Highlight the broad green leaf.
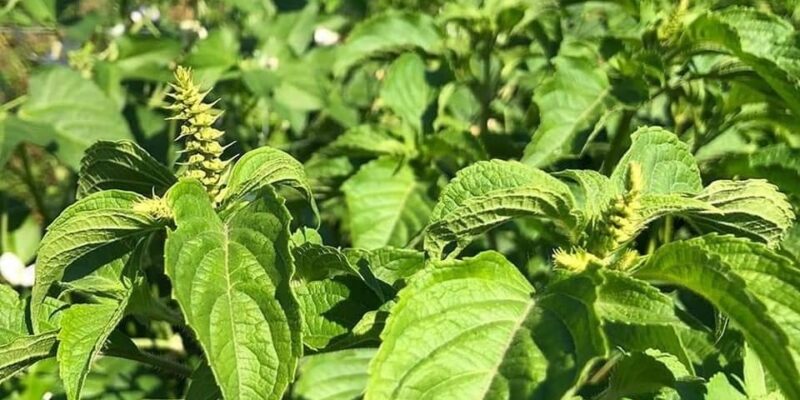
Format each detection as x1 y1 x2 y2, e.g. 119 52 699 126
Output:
706 373 747 400
687 180 795 245
58 302 129 400
366 251 607 399
165 181 302 399
712 144 800 197
32 190 162 332
595 271 693 372
294 277 381 350
0 332 58 383
610 127 702 195
323 125 408 158
57 244 141 400
224 146 317 215
334 12 441 75
744 343 768 398
635 236 800 399
602 350 691 400
77 140 176 198
425 160 577 259
16 67 133 168
342 158 432 250
380 53 432 132
292 243 382 350
186 362 222 400
0 285 27 345
685 8 800 116
344 247 425 290
522 53 611 167
293 348 376 400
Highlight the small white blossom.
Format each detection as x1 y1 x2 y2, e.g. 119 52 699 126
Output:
313 27 340 46
0 253 35 287
109 23 125 38
130 10 143 23
143 6 160 22
197 26 208 40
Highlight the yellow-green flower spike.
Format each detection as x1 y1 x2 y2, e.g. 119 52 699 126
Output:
133 196 173 221
553 248 603 272
167 66 230 200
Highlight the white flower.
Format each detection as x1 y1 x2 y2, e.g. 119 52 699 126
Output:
313 26 340 46
143 6 160 22
130 10 143 23
197 26 208 40
42 392 53 400
109 23 125 38
0 252 35 287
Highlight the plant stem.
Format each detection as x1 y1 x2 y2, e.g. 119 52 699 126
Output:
0 94 27 112
600 109 634 175
17 146 49 223
103 346 192 378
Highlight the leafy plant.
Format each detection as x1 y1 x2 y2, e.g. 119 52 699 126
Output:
2 0 800 399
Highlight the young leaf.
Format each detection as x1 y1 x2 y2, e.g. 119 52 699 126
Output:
224 146 317 214
522 53 611 167
635 236 800 399
425 160 577 259
77 140 176 198
165 181 302 399
381 53 432 132
333 12 441 75
342 158 432 250
610 127 702 195
686 8 800 116
293 348 376 400
32 190 163 332
686 180 795 245
16 67 133 168
366 251 606 399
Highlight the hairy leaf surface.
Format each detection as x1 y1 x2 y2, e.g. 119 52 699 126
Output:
78 140 176 198
165 181 302 399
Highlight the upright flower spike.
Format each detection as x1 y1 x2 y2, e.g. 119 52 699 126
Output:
166 66 229 200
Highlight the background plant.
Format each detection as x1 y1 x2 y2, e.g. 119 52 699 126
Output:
2 0 800 399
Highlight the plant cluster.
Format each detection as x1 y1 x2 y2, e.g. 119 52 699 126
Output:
2 0 800 399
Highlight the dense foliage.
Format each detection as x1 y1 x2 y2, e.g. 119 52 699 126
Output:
2 0 800 399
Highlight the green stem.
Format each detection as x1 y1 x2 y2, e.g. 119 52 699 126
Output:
0 94 27 112
18 146 49 223
103 347 192 378
600 109 634 175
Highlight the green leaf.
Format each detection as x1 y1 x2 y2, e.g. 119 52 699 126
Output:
342 158 432 250
610 127 702 195
555 170 614 225
344 247 424 290
32 190 162 332
425 160 577 259
323 125 408 158
334 12 441 76
366 251 606 399
165 181 302 399
186 362 222 400
293 348 376 400
58 302 128 400
686 180 795 246
77 140 177 198
635 235 800 399
57 244 141 400
522 53 611 167
0 285 27 345
706 373 747 400
380 53 432 132
0 332 58 383
224 146 317 216
685 8 800 116
292 243 383 350
712 144 800 197
603 350 690 399
16 67 133 168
